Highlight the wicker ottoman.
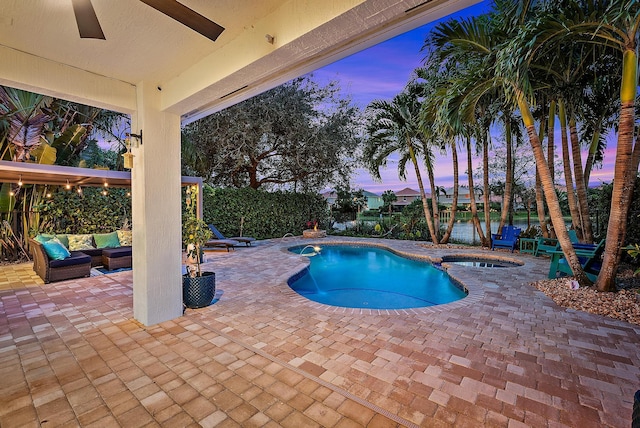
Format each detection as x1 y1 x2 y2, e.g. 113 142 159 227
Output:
101 247 132 270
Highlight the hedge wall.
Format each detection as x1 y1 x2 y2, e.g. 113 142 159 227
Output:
202 186 329 239
36 185 328 240
38 187 131 234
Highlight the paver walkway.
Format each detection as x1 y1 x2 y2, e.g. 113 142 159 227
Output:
1 237 639 427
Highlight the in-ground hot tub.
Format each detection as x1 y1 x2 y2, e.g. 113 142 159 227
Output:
440 255 522 268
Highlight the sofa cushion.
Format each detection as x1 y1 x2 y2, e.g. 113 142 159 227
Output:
80 248 103 257
35 233 70 248
49 251 91 268
94 231 120 249
116 230 132 246
34 234 51 244
102 246 132 259
68 234 95 251
42 238 71 260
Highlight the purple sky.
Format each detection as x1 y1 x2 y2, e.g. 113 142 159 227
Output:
312 1 616 195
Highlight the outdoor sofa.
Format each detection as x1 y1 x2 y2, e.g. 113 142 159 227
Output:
29 230 133 283
30 238 92 283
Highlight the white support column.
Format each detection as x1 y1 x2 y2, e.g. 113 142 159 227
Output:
131 81 183 325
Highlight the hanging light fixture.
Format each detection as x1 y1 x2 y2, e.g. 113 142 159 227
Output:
45 185 51 198
17 175 23 187
77 186 82 194
65 180 71 190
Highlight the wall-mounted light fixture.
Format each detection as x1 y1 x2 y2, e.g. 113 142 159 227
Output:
126 130 143 147
265 34 274 44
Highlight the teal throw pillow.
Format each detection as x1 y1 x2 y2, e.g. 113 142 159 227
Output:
94 232 121 249
34 234 51 244
35 233 69 248
42 238 71 260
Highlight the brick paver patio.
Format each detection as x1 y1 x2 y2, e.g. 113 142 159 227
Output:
1 237 639 427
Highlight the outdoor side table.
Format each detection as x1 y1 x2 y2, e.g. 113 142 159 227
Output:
519 238 537 255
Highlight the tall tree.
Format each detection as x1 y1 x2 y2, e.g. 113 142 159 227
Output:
182 76 361 191
363 89 439 243
524 0 640 290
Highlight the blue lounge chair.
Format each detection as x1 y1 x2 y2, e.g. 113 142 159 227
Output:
491 226 521 252
208 224 256 247
547 239 605 282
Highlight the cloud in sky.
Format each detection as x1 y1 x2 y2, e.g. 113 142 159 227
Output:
313 0 616 195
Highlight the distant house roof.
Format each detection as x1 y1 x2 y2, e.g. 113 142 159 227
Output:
395 187 420 196
362 190 380 197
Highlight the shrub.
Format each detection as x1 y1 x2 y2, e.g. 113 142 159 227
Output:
202 186 329 239
37 187 131 234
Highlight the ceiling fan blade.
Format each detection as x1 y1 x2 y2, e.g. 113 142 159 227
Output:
139 0 225 42
71 0 105 39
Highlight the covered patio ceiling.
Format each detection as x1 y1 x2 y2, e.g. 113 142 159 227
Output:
0 0 480 122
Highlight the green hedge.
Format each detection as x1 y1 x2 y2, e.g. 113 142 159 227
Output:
36 185 329 240
38 187 131 234
202 186 329 239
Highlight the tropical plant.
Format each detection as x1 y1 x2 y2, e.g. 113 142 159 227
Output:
380 190 397 216
182 185 212 277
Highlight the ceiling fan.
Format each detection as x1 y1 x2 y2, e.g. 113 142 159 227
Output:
71 0 225 42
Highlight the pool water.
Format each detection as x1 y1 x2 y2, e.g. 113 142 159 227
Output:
449 261 507 268
440 256 521 268
288 245 466 309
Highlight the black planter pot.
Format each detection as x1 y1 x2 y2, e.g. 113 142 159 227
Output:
182 271 215 309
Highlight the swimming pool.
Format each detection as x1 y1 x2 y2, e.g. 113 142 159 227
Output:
287 245 466 309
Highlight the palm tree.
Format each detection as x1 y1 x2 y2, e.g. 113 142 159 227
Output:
363 90 439 243
426 12 523 247
0 87 51 162
424 0 590 283
416 64 463 244
523 0 640 290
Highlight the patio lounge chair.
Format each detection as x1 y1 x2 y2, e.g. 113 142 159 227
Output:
202 237 240 252
208 224 256 246
491 226 521 252
547 239 605 282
